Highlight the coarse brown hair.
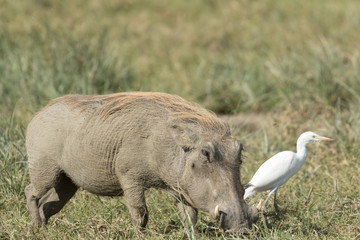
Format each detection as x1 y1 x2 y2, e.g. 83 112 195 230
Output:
46 92 230 134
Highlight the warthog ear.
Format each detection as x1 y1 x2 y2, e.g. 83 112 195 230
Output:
168 123 199 151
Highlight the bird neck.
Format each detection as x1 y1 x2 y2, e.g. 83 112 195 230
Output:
296 139 308 162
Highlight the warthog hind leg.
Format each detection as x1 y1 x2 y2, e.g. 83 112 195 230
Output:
38 174 78 224
25 184 42 226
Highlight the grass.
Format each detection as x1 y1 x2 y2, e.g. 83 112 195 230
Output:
0 0 359 239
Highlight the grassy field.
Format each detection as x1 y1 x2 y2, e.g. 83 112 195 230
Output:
0 0 359 239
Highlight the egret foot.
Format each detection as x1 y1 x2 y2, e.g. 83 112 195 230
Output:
273 189 280 212
273 202 280 213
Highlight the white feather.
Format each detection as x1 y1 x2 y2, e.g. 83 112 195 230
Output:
244 131 333 211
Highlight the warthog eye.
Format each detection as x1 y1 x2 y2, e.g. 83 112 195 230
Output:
201 149 210 161
182 146 191 152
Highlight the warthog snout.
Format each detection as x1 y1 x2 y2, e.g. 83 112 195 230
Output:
214 204 259 233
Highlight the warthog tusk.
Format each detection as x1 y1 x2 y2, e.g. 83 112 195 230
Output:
215 205 220 218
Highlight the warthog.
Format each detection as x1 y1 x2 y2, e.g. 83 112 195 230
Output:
25 92 258 233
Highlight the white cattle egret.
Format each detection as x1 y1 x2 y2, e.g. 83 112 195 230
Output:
244 131 333 212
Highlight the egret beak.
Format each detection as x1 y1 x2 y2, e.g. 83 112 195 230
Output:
315 136 333 141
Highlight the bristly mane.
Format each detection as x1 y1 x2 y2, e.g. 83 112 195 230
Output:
47 92 230 134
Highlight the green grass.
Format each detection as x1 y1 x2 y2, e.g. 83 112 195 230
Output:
0 0 359 239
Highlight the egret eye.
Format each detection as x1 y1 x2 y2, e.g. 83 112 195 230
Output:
312 135 316 138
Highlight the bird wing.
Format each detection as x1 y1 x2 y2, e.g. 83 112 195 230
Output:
248 151 297 191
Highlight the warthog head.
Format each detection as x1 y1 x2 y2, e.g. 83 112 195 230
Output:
169 120 258 233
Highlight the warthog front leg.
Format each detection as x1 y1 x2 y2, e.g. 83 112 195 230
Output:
176 201 198 234
122 184 148 230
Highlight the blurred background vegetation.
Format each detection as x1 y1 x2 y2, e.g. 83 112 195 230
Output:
0 0 359 239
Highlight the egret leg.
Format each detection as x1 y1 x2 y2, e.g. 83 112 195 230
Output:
263 188 278 213
273 188 280 212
